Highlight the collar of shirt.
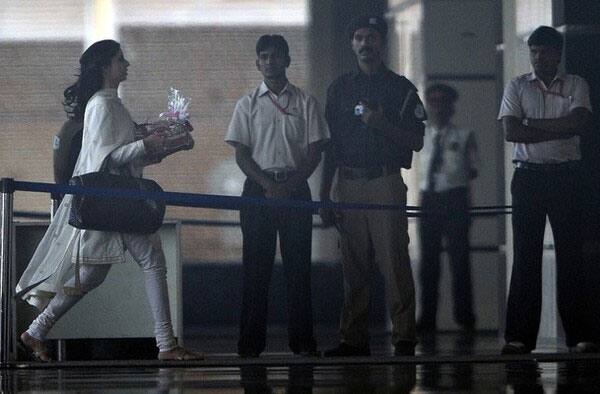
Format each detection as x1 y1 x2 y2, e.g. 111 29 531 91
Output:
92 89 120 104
351 64 390 82
258 81 291 97
526 70 566 87
96 88 119 98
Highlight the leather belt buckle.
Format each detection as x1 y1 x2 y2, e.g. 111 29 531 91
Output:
265 169 295 183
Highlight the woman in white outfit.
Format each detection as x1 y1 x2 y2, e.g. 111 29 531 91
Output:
16 40 201 361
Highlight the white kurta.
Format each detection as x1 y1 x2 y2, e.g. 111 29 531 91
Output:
16 89 147 309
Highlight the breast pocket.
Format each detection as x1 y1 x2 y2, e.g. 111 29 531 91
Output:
555 95 573 116
258 106 277 131
283 115 306 143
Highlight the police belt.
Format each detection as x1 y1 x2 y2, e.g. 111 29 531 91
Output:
513 160 581 172
339 163 402 180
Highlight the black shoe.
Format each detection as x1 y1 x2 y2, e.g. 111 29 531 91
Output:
394 340 416 356
501 341 531 355
569 342 599 353
324 343 370 357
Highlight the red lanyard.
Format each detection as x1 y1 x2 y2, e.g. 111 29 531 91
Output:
267 91 291 115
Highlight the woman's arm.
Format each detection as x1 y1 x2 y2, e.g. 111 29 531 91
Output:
109 132 167 167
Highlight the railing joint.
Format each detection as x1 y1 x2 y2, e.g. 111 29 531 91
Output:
0 178 15 194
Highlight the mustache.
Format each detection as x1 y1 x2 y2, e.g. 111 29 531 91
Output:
359 47 373 54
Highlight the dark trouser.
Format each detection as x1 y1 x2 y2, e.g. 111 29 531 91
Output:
418 187 475 329
238 178 316 355
506 167 595 349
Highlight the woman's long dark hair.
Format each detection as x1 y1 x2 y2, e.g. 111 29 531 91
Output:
63 40 121 122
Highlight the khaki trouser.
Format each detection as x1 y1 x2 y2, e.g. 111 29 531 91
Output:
335 171 416 347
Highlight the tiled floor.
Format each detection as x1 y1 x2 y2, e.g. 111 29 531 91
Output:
5 329 600 393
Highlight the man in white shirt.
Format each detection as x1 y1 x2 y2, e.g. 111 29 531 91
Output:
417 84 478 334
498 26 598 354
225 34 330 358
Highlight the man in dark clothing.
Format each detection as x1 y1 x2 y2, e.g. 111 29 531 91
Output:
320 15 426 357
498 26 598 354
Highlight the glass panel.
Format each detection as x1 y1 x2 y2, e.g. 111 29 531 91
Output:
515 0 552 37
0 0 309 263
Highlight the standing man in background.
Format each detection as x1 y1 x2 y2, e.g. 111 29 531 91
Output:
53 118 83 185
53 85 85 206
226 34 330 358
498 25 598 354
320 15 426 357
417 83 478 335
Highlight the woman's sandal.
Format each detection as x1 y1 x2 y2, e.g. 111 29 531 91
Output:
19 332 52 362
158 346 204 361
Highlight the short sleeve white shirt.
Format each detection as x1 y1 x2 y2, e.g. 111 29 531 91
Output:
497 72 592 163
419 123 478 192
225 81 330 171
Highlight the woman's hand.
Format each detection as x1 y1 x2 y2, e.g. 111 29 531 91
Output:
143 131 167 156
134 123 151 140
148 122 171 134
182 133 194 150
182 120 194 132
163 133 195 156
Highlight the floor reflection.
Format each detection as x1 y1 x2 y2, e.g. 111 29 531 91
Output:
5 361 600 393
5 332 600 393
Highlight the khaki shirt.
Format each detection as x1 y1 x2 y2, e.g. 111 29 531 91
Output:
225 81 330 171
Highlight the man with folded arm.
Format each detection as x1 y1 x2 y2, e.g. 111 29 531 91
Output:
498 25 598 355
225 34 330 358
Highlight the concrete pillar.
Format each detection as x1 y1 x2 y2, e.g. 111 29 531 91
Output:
84 0 117 47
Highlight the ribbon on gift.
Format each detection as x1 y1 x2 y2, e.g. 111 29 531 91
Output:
159 110 181 120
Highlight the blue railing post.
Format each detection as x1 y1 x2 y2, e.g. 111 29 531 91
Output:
0 178 15 364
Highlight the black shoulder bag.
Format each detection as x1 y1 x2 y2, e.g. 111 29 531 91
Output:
68 172 166 234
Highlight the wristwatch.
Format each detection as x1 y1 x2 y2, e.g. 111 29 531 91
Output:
522 118 529 127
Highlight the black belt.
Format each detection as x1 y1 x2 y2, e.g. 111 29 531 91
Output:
514 161 581 172
264 169 296 183
339 164 402 180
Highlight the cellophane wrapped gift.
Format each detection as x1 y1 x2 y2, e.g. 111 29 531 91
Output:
161 87 193 151
144 87 194 152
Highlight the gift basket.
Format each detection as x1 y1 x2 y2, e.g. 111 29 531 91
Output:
137 87 194 152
